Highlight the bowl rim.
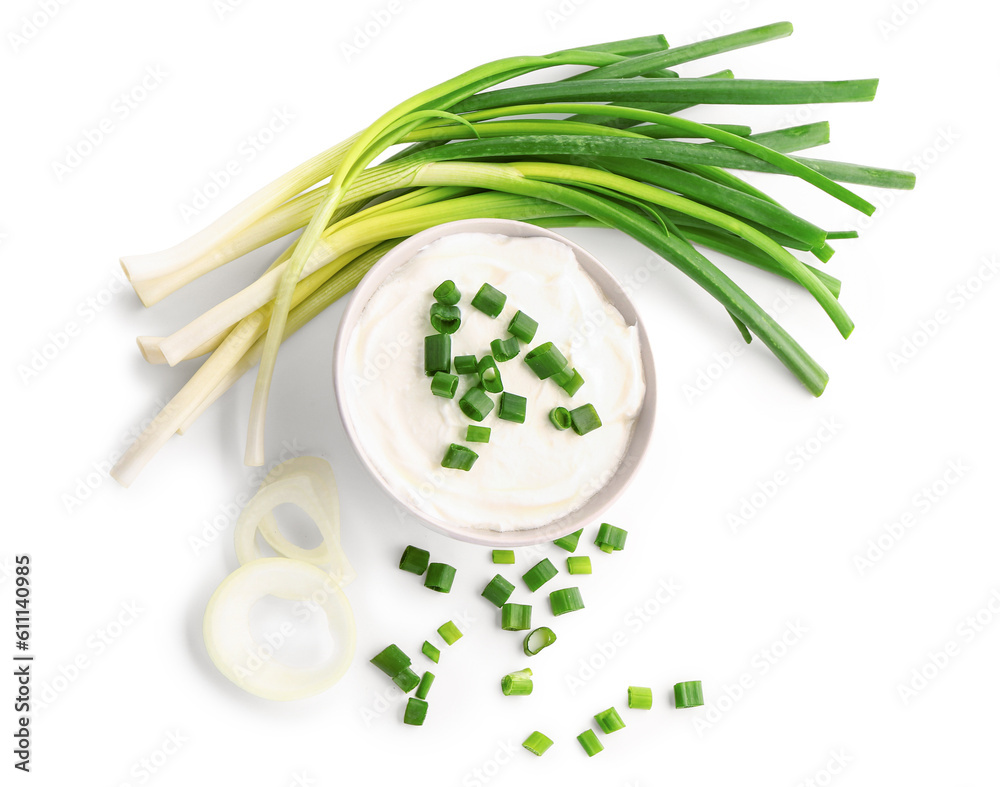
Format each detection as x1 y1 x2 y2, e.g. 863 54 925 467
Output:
332 218 657 547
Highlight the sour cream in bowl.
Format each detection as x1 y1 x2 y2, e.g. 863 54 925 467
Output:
333 219 655 547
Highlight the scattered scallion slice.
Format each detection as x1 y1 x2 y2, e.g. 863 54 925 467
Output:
430 302 461 334
433 279 461 306
437 620 463 645
550 587 585 616
550 365 575 387
466 425 491 443
523 626 557 656
404 697 428 726
492 550 515 564
454 354 478 375
441 443 478 471
501 603 532 631
425 563 457 593
595 523 627 553
458 387 494 421
481 574 515 607
398 545 429 575
559 369 585 396
553 529 583 552
594 707 626 733
477 356 503 393
392 666 420 693
370 644 411 677
508 311 538 343
549 406 571 430
524 341 569 379
501 668 533 696
628 686 653 710
416 671 435 700
430 371 458 398
424 334 450 376
674 680 704 708
569 403 602 435
567 555 592 574
522 558 558 591
577 729 604 757
522 731 553 756
471 283 507 317
421 641 440 664
498 392 526 423
490 336 520 362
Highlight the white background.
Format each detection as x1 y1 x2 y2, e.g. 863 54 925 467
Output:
3 0 998 784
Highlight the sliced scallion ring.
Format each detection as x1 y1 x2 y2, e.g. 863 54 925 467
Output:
433 279 461 306
523 626 557 656
524 341 568 379
490 336 520 362
549 406 571 430
429 302 461 334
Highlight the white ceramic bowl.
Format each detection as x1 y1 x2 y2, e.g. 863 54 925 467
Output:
333 219 656 547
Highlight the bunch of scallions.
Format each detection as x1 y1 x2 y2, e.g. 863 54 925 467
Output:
111 22 914 486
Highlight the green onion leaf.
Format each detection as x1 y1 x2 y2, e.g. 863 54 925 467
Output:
498 392 527 423
370 644 411 677
471 283 507 317
628 686 653 710
421 641 440 664
492 549 515 564
416 671 435 700
490 336 520 362
674 680 704 708
558 368 585 396
567 556 592 575
430 302 461 334
501 603 532 631
424 334 451 376
476 356 504 393
553 529 583 552
550 587 585 616
437 620 463 645
508 310 538 343
549 406 572 430
523 626 557 656
466 425 491 443
482 574 516 607
522 558 559 592
594 707 626 733
454 354 478 374
595 523 627 553
524 341 569 379
501 668 533 696
570 403 602 435
577 729 604 757
425 563 457 593
433 279 461 305
398 545 430 575
459 387 494 421
522 731 554 756
430 371 459 398
403 697 428 725
441 443 479 471
392 667 420 693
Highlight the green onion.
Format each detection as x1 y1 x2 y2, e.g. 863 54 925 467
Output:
508 310 538 343
557 369 585 396
398 545 430 575
454 354 478 374
595 523 627 553
553 529 583 552
577 729 604 757
498 392 527 423
481 574 516 607
466 425 491 443
523 626 557 656
570 403 602 435
501 603 532 631
522 558 558 591
416 671 435 700
430 371 459 398
522 731 554 756
524 341 569 379
471 283 507 317
437 620 463 645
459 386 494 421
421 641 440 664
567 556 592 574
490 336 520 362
441 443 478 471
392 667 420 693
628 686 653 710
371 644 411 677
476 356 503 393
425 563 457 593
549 406 571 430
424 334 450 376
550 587 585 616
430 303 461 334
492 549 515 564
594 707 626 733
403 697 428 726
674 680 704 708
433 279 461 305
501 668 533 695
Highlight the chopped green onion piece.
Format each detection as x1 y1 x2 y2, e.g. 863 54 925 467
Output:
370 644 411 677
476 356 503 393
454 354 478 375
674 680 704 708
492 549 515 564
549 406 571 430
556 368 585 396
392 667 420 693
481 574 515 607
425 563 457 593
570 403 602 435
595 523 627 553
490 336 520 362
424 334 450 376
403 697 428 726
441 443 478 471
628 686 653 710
522 558 558 592
550 587 585 616
398 545 430 575
577 729 604 757
594 707 626 733
550 365 575 386
498 392 527 423
433 279 460 305
508 311 538 343
437 620 463 645
466 425 491 443
524 342 569 379
416 671 436 700
522 731 553 756
421 641 440 664
429 302 461 334
567 556 592 575
501 603 532 631
471 283 507 317
501 668 533 696
430 371 459 399
523 626 557 656
458 387 494 421
553 529 583 552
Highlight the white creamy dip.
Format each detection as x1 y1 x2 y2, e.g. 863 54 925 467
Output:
343 232 645 531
